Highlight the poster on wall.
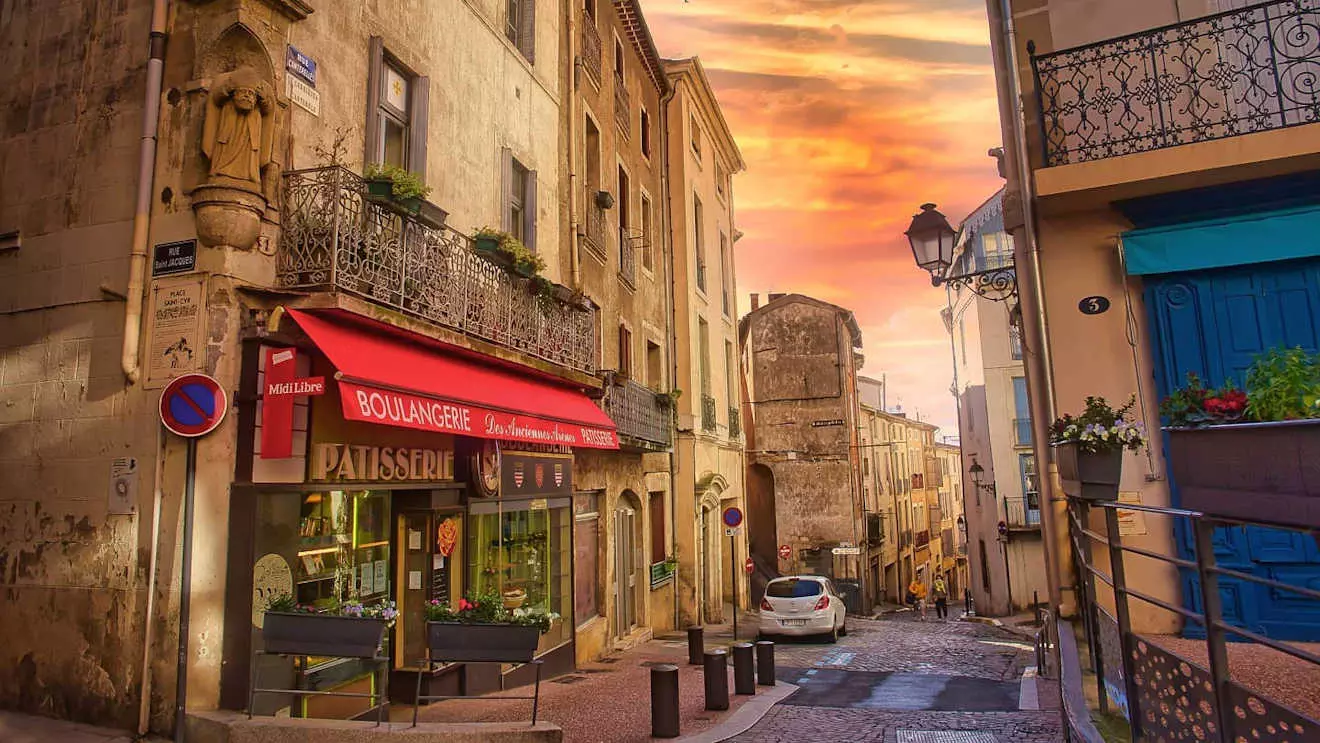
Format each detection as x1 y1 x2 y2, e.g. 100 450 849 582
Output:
145 276 205 389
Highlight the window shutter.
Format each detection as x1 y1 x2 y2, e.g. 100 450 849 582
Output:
524 169 538 252
518 0 537 63
409 76 429 179
500 147 514 232
365 37 385 164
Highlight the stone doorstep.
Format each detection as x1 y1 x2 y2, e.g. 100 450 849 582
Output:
186 709 563 743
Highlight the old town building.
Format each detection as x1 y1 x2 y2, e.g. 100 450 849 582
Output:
663 57 749 627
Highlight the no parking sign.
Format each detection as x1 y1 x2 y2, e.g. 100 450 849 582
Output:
159 373 227 438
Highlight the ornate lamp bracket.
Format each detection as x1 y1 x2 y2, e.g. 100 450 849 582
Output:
942 266 1017 303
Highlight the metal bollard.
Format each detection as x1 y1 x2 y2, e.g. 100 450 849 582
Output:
687 625 704 665
731 643 756 695
755 640 776 686
703 649 729 711
650 664 681 738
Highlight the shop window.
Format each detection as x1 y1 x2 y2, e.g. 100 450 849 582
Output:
574 493 602 626
649 491 665 564
366 39 428 176
469 498 573 655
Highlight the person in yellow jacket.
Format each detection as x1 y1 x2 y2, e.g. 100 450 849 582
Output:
906 578 928 621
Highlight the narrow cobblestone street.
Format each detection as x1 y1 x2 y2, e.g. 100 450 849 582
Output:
730 614 1063 743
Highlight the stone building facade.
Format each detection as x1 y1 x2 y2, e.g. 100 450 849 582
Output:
664 57 748 627
741 294 866 601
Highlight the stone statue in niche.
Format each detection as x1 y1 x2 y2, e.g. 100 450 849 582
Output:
201 68 274 190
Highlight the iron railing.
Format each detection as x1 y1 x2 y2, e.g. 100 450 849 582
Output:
700 394 717 432
1032 0 1320 166
614 78 630 138
1069 498 1320 742
580 16 602 84
728 406 741 439
602 379 671 449
1014 418 1034 447
584 203 606 257
278 167 596 374
1003 496 1042 528
915 530 930 548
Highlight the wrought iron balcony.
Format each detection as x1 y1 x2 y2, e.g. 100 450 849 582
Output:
602 378 671 449
1031 0 1320 167
1014 418 1034 447
1004 496 1042 529
581 16 602 85
584 203 606 257
279 166 597 375
728 406 741 439
614 78 631 138
701 394 717 433
915 529 931 548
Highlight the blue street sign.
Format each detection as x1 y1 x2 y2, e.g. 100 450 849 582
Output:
722 506 744 529
286 45 317 86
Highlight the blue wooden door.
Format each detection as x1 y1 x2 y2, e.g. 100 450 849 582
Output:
1145 257 1320 641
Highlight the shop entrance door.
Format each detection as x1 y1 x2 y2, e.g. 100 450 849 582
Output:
614 499 638 637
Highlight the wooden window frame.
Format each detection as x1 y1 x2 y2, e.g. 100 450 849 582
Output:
365 38 429 177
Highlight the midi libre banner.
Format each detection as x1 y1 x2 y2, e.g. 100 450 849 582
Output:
338 381 619 450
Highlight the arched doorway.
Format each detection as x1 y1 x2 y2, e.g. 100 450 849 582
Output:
695 474 727 624
613 491 642 638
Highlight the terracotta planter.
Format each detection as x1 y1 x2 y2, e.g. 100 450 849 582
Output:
261 612 387 658
425 622 540 663
1166 420 1320 529
1055 442 1122 502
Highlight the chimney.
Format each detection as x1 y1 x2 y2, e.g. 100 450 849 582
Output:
750 293 760 311
768 292 785 303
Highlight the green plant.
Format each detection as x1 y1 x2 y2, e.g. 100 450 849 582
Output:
363 163 432 201
264 593 398 627
1160 373 1247 428
1244 347 1320 422
265 593 307 613
1049 395 1147 454
424 589 558 633
473 227 546 276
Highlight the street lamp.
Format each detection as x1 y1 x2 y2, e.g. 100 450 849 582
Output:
904 202 1017 302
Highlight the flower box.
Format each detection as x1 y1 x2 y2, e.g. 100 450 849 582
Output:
262 612 387 658
1165 420 1320 529
425 622 541 663
1054 442 1122 502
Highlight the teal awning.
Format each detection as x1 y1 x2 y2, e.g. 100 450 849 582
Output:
1122 204 1320 276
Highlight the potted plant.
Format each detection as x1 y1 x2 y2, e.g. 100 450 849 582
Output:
261 594 397 657
1161 347 1320 529
362 163 447 229
1050 395 1147 502
424 590 557 663
472 227 546 279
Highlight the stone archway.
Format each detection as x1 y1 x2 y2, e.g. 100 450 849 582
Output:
696 474 728 624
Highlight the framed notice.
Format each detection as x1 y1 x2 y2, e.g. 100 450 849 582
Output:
144 276 205 389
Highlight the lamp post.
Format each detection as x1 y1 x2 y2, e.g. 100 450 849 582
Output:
904 203 1017 302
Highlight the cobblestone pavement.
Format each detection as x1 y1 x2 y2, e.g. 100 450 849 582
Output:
730 615 1065 743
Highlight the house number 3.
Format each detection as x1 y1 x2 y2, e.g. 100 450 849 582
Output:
1078 296 1111 315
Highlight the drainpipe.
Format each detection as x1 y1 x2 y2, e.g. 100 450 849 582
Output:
122 0 169 384
659 81 680 629
567 7 582 289
988 0 1066 613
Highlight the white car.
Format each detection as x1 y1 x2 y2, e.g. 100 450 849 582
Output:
758 575 848 642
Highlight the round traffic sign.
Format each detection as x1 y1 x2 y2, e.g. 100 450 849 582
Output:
160 373 228 438
722 506 743 529
778 544 791 560
744 557 754 574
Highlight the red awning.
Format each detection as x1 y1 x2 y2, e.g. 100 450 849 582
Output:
286 308 618 450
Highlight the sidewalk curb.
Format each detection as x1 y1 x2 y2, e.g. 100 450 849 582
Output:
960 615 1003 627
669 682 799 743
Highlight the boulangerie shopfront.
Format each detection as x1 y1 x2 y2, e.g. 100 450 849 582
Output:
221 308 618 719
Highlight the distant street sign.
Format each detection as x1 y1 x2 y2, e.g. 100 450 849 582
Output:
725 527 738 537
831 546 861 555
160 373 227 438
778 544 791 560
722 506 744 529
744 557 754 574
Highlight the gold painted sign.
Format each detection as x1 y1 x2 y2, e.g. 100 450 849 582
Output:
310 443 454 482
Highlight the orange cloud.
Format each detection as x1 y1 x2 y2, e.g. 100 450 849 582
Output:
645 0 1004 436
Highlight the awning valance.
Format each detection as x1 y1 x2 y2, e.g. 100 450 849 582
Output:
1122 204 1320 276
286 308 618 450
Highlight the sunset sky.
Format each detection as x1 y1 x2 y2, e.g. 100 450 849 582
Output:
645 0 1005 437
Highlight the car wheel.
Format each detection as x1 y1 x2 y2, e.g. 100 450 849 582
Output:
826 625 839 643
839 622 848 637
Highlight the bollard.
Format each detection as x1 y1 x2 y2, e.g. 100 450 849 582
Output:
703 649 729 711
731 643 756 695
650 664 681 738
755 641 776 686
687 626 704 665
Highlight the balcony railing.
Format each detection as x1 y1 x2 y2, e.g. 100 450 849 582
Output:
581 17 602 85
915 530 931 548
584 203 606 256
603 378 671 449
700 394 717 432
1014 418 1033 447
728 406 741 439
614 78 631 138
1004 496 1042 529
279 166 596 374
1032 0 1320 166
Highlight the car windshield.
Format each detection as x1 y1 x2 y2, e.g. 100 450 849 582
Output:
766 579 823 598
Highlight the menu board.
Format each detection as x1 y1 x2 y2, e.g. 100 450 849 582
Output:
431 552 450 602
